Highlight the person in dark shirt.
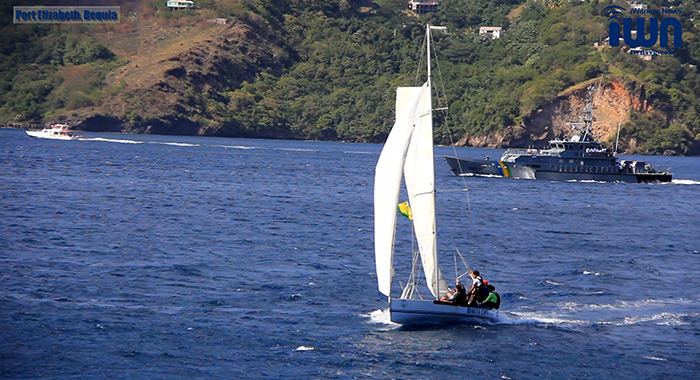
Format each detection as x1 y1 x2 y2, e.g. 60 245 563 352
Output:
450 283 467 305
441 280 465 305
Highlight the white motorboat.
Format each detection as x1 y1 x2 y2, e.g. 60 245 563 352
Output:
26 124 83 140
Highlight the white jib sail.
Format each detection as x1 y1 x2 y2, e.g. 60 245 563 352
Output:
403 83 447 299
374 85 426 297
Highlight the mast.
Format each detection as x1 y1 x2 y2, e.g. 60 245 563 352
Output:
426 24 432 88
426 24 439 298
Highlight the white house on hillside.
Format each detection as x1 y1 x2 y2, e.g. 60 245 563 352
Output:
479 26 503 39
166 1 194 10
629 2 648 10
409 0 441 14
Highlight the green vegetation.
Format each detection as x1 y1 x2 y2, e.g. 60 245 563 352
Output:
1 0 699 154
0 22 120 122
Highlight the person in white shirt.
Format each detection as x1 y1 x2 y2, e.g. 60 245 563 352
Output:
466 270 484 305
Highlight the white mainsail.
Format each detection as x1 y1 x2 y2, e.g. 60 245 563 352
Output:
403 83 447 299
374 84 428 297
374 80 447 299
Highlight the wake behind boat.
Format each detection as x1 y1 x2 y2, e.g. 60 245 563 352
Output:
26 124 83 140
444 85 672 183
374 25 499 326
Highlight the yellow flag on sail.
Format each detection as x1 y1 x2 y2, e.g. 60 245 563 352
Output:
398 201 413 220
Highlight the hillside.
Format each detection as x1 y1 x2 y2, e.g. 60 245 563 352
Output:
1 0 699 155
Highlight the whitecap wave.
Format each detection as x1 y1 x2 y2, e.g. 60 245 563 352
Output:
620 312 695 326
211 144 261 150
643 356 668 361
557 298 693 312
504 311 590 325
86 138 143 144
458 173 503 178
672 179 700 185
565 179 606 183
343 151 376 155
364 308 398 326
274 148 318 152
150 142 200 147
518 299 699 327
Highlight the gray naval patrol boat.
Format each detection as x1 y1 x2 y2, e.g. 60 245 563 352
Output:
444 87 672 183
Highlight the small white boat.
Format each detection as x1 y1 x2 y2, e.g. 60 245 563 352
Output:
26 124 83 140
374 25 499 326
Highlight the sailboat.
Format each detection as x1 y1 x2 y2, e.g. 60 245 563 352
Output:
374 25 499 325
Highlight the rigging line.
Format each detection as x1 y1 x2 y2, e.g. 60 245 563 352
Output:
455 248 472 278
429 26 480 277
408 251 421 299
408 250 424 300
430 30 448 112
411 251 427 299
410 216 416 268
415 33 427 86
436 188 469 192
454 251 458 281
413 190 434 197
403 244 418 299
428 26 472 216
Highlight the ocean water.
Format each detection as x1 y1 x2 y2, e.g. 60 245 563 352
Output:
1 128 699 379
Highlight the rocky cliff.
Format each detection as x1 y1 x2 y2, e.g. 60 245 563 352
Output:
459 78 666 154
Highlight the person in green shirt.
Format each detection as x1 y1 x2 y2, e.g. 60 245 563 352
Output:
481 284 501 309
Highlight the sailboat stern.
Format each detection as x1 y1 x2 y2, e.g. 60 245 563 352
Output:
389 298 499 325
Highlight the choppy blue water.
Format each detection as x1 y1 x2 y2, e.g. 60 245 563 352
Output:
1 128 699 379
